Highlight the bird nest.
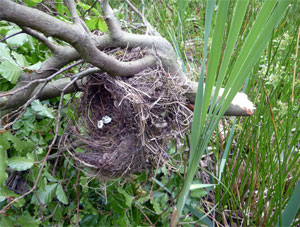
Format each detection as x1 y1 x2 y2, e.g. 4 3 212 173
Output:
65 49 193 180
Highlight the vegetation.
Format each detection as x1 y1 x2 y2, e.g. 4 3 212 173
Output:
0 0 299 226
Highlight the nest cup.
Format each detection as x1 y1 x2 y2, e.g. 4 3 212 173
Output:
66 50 192 180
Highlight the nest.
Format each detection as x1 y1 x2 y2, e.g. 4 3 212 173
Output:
65 48 193 179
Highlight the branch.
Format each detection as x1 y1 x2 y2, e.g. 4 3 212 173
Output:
185 81 255 116
99 0 122 37
28 76 254 116
21 27 59 52
64 0 81 24
64 0 91 34
34 68 100 100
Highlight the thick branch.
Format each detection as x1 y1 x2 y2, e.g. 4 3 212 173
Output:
30 77 254 116
0 0 159 76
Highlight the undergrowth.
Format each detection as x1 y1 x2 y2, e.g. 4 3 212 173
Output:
0 0 299 226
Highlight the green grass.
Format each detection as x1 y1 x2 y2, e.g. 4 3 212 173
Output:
143 0 300 225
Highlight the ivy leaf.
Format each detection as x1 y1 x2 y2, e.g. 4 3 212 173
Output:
0 185 25 205
6 132 35 152
31 100 55 119
7 156 34 171
0 60 22 84
56 184 68 204
32 183 57 205
5 28 29 47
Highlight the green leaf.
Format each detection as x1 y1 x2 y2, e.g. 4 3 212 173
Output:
117 187 133 208
0 133 10 151
190 184 216 190
190 189 207 199
6 29 29 47
32 183 57 205
150 196 162 214
6 131 35 152
27 61 42 71
31 100 55 119
0 60 22 84
97 17 108 33
0 216 14 227
7 156 34 171
278 180 300 226
85 17 107 32
0 149 8 185
17 214 41 227
24 0 37 7
80 215 98 226
12 51 27 67
0 43 14 62
85 18 99 31
56 184 68 205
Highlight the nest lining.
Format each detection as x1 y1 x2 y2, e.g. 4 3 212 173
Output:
65 48 193 179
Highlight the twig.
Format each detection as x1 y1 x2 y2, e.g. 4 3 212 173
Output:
75 170 81 226
0 31 23 42
82 0 98 17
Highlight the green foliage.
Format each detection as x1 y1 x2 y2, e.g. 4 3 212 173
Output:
0 23 46 88
7 156 34 171
0 1 299 226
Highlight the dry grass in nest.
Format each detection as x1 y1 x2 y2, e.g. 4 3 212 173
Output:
65 48 193 180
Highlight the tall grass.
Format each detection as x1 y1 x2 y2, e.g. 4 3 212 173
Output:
164 0 294 225
130 0 299 225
